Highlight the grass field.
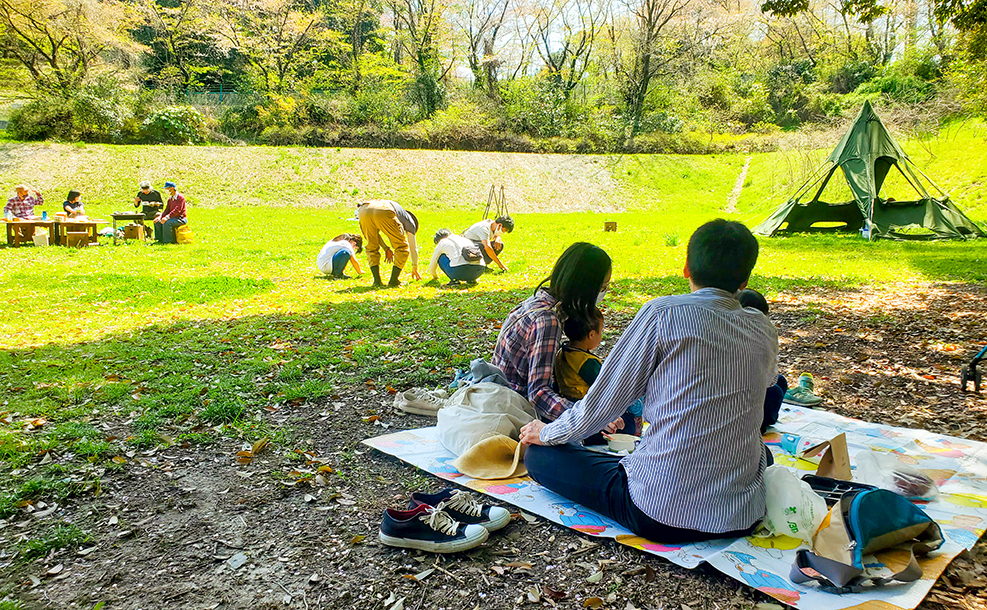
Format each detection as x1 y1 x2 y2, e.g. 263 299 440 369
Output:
1 123 986 520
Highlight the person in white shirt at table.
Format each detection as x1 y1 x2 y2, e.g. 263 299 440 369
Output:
428 229 486 287
520 219 778 544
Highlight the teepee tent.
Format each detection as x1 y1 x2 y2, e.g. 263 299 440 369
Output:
754 101 985 240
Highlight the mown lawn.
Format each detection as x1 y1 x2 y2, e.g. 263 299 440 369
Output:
1 130 986 521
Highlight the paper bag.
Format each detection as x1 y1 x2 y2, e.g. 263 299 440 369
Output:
802 433 851 480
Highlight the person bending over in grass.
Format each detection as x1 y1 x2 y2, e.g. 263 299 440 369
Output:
63 190 85 217
492 242 624 438
356 199 421 287
555 308 642 441
316 233 364 279
520 220 778 544
428 229 486 287
462 216 513 273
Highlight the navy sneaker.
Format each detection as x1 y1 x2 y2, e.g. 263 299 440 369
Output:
379 504 488 553
409 488 511 532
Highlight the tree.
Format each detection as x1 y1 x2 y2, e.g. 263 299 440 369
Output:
211 0 331 94
135 0 232 93
389 0 454 116
533 0 608 96
935 0 987 57
0 0 132 96
455 0 509 96
611 0 689 136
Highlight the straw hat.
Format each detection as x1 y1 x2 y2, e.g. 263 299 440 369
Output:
452 434 527 480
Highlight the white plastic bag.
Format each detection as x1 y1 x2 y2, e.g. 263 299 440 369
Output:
854 450 939 501
762 465 827 542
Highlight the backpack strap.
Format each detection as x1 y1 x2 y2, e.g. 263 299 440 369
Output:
791 550 864 592
792 536 939 594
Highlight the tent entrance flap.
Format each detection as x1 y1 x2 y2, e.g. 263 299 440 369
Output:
753 100 985 241
778 201 865 233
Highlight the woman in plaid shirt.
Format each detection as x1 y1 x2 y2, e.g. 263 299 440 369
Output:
492 242 622 434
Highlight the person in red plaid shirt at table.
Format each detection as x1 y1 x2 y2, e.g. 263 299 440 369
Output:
4 184 44 241
491 242 626 435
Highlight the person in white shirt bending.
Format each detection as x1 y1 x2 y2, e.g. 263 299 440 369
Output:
462 216 513 273
428 229 487 287
316 233 364 279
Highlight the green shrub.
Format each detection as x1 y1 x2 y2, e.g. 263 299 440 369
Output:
347 82 416 129
72 75 137 142
141 106 206 144
8 97 75 141
501 77 568 138
304 95 349 126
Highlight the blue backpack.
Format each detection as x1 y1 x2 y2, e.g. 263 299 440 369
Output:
790 488 944 593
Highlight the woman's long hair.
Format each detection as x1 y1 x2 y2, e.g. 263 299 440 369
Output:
332 233 363 253
537 242 611 330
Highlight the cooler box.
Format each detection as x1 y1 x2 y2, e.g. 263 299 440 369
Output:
124 225 144 240
65 232 89 248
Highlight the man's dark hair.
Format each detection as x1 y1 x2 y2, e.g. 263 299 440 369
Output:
66 190 81 202
738 289 769 315
433 228 452 245
495 216 514 233
538 242 611 339
686 219 758 292
564 307 603 342
332 233 363 254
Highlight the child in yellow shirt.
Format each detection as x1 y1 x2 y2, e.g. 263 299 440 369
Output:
554 309 642 440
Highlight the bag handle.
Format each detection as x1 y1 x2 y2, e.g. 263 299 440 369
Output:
791 542 929 593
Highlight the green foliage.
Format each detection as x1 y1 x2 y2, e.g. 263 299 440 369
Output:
501 77 569 138
8 97 75 141
71 75 138 142
347 81 416 129
141 106 207 144
19 522 89 560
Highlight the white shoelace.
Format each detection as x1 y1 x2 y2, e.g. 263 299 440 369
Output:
439 491 484 518
420 508 460 536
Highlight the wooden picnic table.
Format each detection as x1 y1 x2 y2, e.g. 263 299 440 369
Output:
4 219 55 247
53 219 108 247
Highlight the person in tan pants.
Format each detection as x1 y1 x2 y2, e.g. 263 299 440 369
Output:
357 200 421 287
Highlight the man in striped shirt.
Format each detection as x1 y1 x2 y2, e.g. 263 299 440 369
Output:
520 220 778 542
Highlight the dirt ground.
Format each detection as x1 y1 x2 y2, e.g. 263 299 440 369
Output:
2 282 987 610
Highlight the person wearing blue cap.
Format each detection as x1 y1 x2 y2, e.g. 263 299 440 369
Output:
154 181 188 243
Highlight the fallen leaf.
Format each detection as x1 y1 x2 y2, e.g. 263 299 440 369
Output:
754 604 785 610
526 585 541 603
107 516 118 526
111 456 126 464
543 586 567 600
252 437 270 455
413 568 434 581
350 535 366 545
308 572 320 583
46 564 64 576
584 598 604 609
586 571 603 583
303 494 315 503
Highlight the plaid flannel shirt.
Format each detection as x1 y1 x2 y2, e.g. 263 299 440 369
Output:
5 192 42 219
492 289 572 421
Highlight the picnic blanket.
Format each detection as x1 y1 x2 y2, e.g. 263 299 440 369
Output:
363 404 987 609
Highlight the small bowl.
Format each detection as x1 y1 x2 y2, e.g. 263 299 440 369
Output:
607 433 640 453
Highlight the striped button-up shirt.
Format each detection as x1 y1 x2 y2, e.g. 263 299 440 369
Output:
492 290 572 421
5 192 43 219
540 287 778 533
